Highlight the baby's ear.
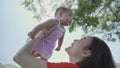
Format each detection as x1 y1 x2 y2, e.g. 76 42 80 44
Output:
60 12 63 16
82 50 92 58
58 12 63 17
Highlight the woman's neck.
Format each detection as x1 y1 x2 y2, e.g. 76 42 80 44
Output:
69 56 82 64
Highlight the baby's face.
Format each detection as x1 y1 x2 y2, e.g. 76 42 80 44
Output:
60 11 73 26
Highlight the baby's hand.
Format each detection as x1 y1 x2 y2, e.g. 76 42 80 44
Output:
55 47 60 51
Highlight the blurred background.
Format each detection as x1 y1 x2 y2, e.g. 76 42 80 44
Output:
0 0 120 68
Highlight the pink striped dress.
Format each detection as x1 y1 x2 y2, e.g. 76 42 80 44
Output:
33 20 65 60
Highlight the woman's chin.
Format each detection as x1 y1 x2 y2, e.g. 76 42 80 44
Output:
65 47 70 53
65 47 68 52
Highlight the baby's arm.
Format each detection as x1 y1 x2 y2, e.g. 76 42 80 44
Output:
55 33 65 51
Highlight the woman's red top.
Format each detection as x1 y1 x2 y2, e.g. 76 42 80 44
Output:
47 62 79 68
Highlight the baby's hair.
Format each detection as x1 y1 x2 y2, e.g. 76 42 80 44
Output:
55 7 72 17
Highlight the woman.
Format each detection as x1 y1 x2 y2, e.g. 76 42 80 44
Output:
13 29 116 68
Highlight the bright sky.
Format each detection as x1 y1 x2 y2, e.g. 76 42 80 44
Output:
0 0 120 67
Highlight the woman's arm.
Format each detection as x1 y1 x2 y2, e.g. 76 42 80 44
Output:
13 34 47 68
13 27 54 68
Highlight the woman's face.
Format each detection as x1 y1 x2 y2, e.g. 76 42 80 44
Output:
65 36 93 58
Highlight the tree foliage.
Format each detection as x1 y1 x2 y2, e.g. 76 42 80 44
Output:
21 0 120 42
71 0 120 42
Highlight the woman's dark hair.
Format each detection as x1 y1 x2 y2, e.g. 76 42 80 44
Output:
76 36 116 68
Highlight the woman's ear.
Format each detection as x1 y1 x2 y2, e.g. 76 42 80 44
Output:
82 50 91 58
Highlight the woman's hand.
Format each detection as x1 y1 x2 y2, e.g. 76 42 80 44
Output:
28 31 35 39
34 26 55 41
42 26 56 36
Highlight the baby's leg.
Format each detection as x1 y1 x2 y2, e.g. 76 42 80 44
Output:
31 50 41 57
31 51 48 61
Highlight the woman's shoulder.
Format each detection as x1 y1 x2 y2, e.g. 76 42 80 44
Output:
47 62 78 68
